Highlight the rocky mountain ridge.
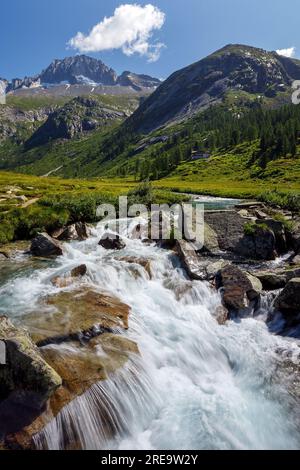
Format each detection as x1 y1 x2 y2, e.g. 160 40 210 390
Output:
126 44 300 133
2 55 161 95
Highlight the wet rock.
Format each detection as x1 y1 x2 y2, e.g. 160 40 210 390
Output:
214 305 229 325
0 317 61 439
99 234 126 251
166 279 193 301
176 240 207 280
41 334 139 416
255 271 287 291
51 264 87 288
8 334 139 450
215 265 262 312
22 288 130 345
274 278 300 316
71 264 87 277
119 257 152 279
31 233 63 257
56 222 90 242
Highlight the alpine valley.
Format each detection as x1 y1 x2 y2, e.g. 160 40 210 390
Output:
1 44 300 451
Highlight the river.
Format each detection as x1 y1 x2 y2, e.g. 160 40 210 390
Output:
0 214 300 450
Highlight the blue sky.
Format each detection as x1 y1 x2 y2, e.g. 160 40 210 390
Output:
1 0 299 80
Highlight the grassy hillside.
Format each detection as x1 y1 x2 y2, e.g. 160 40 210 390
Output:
155 142 300 198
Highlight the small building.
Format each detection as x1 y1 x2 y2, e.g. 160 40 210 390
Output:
190 151 210 161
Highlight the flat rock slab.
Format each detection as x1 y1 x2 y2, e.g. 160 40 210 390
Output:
22 289 130 345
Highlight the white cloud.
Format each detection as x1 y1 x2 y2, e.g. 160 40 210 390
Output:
68 4 166 62
276 47 296 58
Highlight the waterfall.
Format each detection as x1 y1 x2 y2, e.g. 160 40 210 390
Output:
1 219 300 450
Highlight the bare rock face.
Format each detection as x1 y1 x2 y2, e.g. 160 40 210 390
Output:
30 233 63 257
215 265 262 313
0 317 62 440
274 278 300 316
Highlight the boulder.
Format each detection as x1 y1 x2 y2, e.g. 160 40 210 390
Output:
237 224 277 260
56 222 90 242
205 211 282 260
41 334 139 417
7 333 139 450
31 233 63 257
99 234 126 251
274 278 300 316
255 271 287 291
215 265 262 312
204 211 246 253
71 264 87 277
119 257 152 279
256 219 287 254
0 317 61 439
22 288 130 345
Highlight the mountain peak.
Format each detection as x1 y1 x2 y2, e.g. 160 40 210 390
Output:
127 44 300 133
39 55 117 86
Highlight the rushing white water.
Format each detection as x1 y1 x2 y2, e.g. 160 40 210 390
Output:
1 218 300 450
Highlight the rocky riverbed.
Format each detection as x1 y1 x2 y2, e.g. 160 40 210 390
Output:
0 199 300 450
